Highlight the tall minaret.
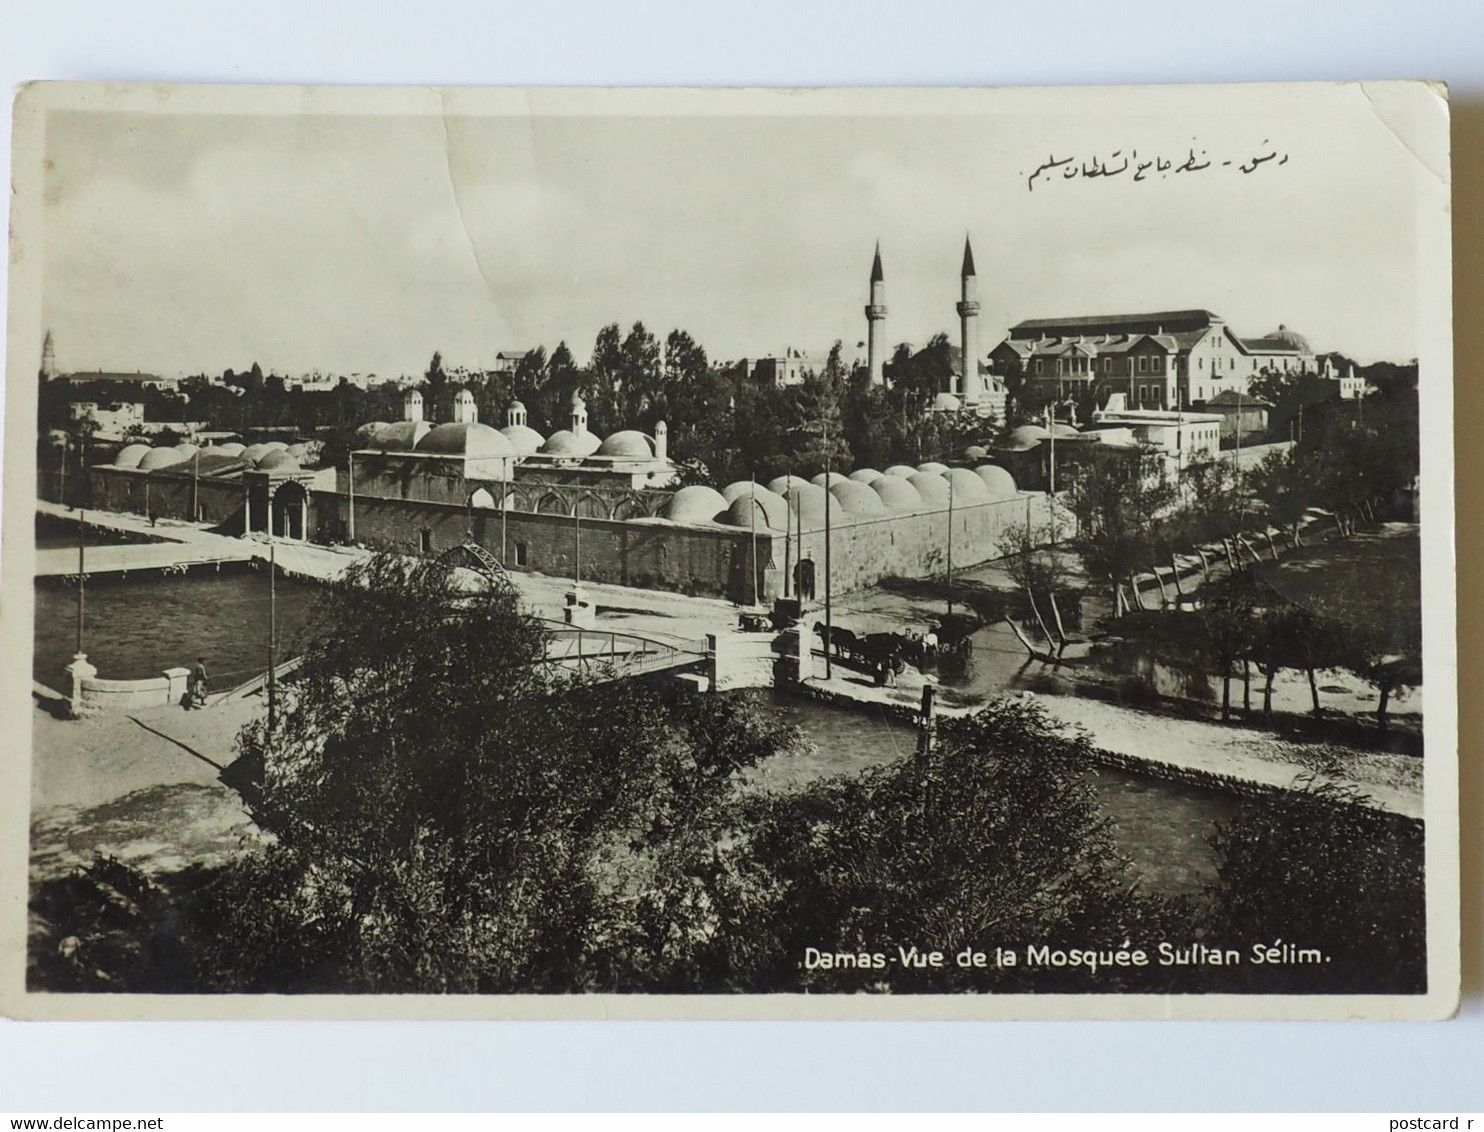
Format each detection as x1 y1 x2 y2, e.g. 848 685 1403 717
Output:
40 330 57 379
957 236 981 407
864 241 887 387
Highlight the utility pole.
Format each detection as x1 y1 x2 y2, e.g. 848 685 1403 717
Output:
500 465 508 566
574 505 582 586
824 430 833 682
945 470 954 620
749 475 759 605
1045 404 1057 545
267 536 277 738
76 508 86 655
191 449 200 522
347 451 356 543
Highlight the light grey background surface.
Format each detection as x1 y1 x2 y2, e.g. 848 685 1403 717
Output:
1 0 1480 1112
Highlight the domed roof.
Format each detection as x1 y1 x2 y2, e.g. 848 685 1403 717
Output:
964 444 990 461
262 441 289 454
811 471 849 488
932 392 961 411
942 466 991 502
663 484 729 523
917 461 949 475
256 450 301 471
499 424 546 455
884 464 918 479
370 421 431 452
1051 423 1081 438
722 481 784 506
172 443 200 459
1267 324 1312 352
1003 424 1050 451
138 447 187 471
353 421 389 445
830 479 889 515
114 444 151 469
540 428 601 457
907 472 952 508
210 442 246 457
871 476 923 511
596 430 654 459
508 398 526 412
240 443 273 464
783 482 830 531
974 464 1018 498
766 474 811 495
416 422 517 458
284 442 308 458
723 492 789 531
848 468 884 485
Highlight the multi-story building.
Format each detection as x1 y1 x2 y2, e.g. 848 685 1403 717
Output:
989 310 1317 410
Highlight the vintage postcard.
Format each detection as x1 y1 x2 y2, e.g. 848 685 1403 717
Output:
0 81 1456 1020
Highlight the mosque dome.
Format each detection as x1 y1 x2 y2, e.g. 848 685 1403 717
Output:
721 481 785 507
830 479 889 516
261 441 289 454
499 424 546 455
883 464 918 479
1051 423 1081 438
916 461 949 475
370 421 431 452
907 472 952 508
974 464 1018 498
284 442 309 458
848 468 884 485
540 429 602 457
811 471 849 488
256 450 301 471
871 475 924 511
941 467 991 502
138 447 187 471
1003 424 1051 451
723 492 789 531
211 442 246 457
595 430 655 459
172 443 200 460
114 444 151 469
663 484 729 524
932 392 962 411
416 422 517 458
765 474 811 495
353 422 389 445
783 483 830 532
240 443 274 465
964 444 990 461
1267 324 1312 352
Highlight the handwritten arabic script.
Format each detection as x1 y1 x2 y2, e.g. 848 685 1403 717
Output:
1025 142 1290 192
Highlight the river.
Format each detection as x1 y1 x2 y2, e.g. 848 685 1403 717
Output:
756 690 1238 897
32 558 1238 898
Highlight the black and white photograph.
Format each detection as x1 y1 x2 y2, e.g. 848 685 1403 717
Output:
0 80 1457 1020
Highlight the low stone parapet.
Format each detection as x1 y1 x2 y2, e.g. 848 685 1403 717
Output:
69 660 192 715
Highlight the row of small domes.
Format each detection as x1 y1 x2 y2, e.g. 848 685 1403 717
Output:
113 440 317 472
661 463 1018 529
354 420 660 461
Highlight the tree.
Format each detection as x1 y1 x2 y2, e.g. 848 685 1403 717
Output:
736 699 1182 992
1061 445 1176 605
192 551 794 993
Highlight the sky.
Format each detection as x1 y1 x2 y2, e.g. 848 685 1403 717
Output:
36 83 1438 378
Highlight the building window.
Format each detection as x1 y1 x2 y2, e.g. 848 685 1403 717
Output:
419 529 433 554
514 540 528 567
1033 359 1042 374
1137 356 1146 373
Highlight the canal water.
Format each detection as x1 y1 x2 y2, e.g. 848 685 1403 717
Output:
756 690 1238 897
32 561 1238 898
34 512 159 552
33 566 322 692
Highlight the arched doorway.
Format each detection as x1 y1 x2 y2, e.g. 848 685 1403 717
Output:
270 480 309 540
468 487 497 509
